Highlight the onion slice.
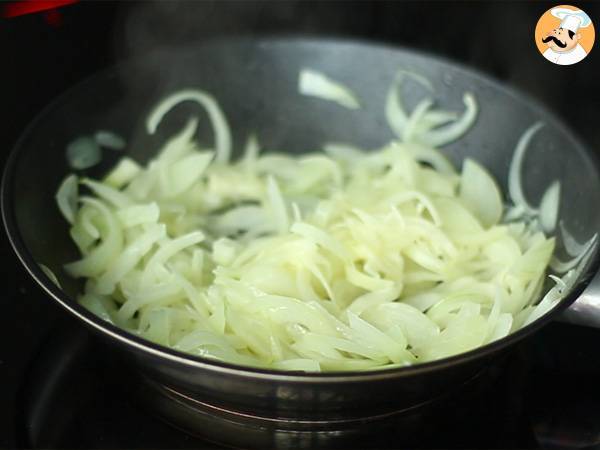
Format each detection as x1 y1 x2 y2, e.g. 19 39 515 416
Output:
418 93 478 148
508 122 544 214
39 263 61 288
146 89 232 164
459 159 503 228
403 98 434 143
66 136 102 170
385 70 434 139
539 180 560 233
551 233 598 273
559 221 589 257
94 130 126 150
299 69 361 110
56 174 79 224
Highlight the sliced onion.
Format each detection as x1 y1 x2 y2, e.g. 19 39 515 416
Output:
416 109 459 135
64 197 124 278
116 203 160 228
266 176 290 234
539 180 560 233
57 73 570 372
165 151 214 197
404 143 456 174
291 222 349 261
272 359 321 372
323 142 365 162
523 275 565 326
488 313 513 342
403 98 434 143
146 89 232 164
459 158 503 228
551 233 598 273
418 93 478 147
508 122 544 213
81 178 133 209
385 68 477 148
94 130 126 150
385 70 434 139
103 158 141 188
39 263 61 288
242 134 260 170
298 69 360 110
94 224 166 295
156 117 199 164
559 221 588 257
143 231 205 279
66 136 102 170
56 174 78 224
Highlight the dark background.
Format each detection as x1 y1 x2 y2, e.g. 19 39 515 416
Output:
2 0 600 161
1 1 600 448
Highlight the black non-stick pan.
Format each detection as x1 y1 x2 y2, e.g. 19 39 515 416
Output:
3 38 600 447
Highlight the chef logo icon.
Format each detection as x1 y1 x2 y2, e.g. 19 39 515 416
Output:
535 5 595 65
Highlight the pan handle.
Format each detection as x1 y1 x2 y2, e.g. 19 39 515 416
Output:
560 271 600 327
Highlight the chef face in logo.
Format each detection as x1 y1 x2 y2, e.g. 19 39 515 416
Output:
542 26 580 53
536 6 594 65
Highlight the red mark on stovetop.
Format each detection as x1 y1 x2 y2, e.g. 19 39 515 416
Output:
43 8 62 27
2 0 78 19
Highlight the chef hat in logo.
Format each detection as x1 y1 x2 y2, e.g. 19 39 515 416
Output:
551 7 592 33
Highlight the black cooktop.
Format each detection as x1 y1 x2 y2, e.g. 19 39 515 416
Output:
3 2 600 449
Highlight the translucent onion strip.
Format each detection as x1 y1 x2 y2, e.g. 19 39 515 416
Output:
56 174 79 224
146 89 232 164
94 130 126 150
386 70 434 139
508 122 544 213
384 70 477 148
299 69 360 110
418 93 478 147
560 221 589 257
539 181 561 233
551 234 598 273
66 136 102 170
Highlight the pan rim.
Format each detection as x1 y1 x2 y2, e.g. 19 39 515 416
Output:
3 35 600 383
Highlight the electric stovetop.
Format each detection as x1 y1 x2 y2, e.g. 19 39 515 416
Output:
2 2 600 449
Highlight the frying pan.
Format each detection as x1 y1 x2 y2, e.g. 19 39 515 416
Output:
3 38 600 445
